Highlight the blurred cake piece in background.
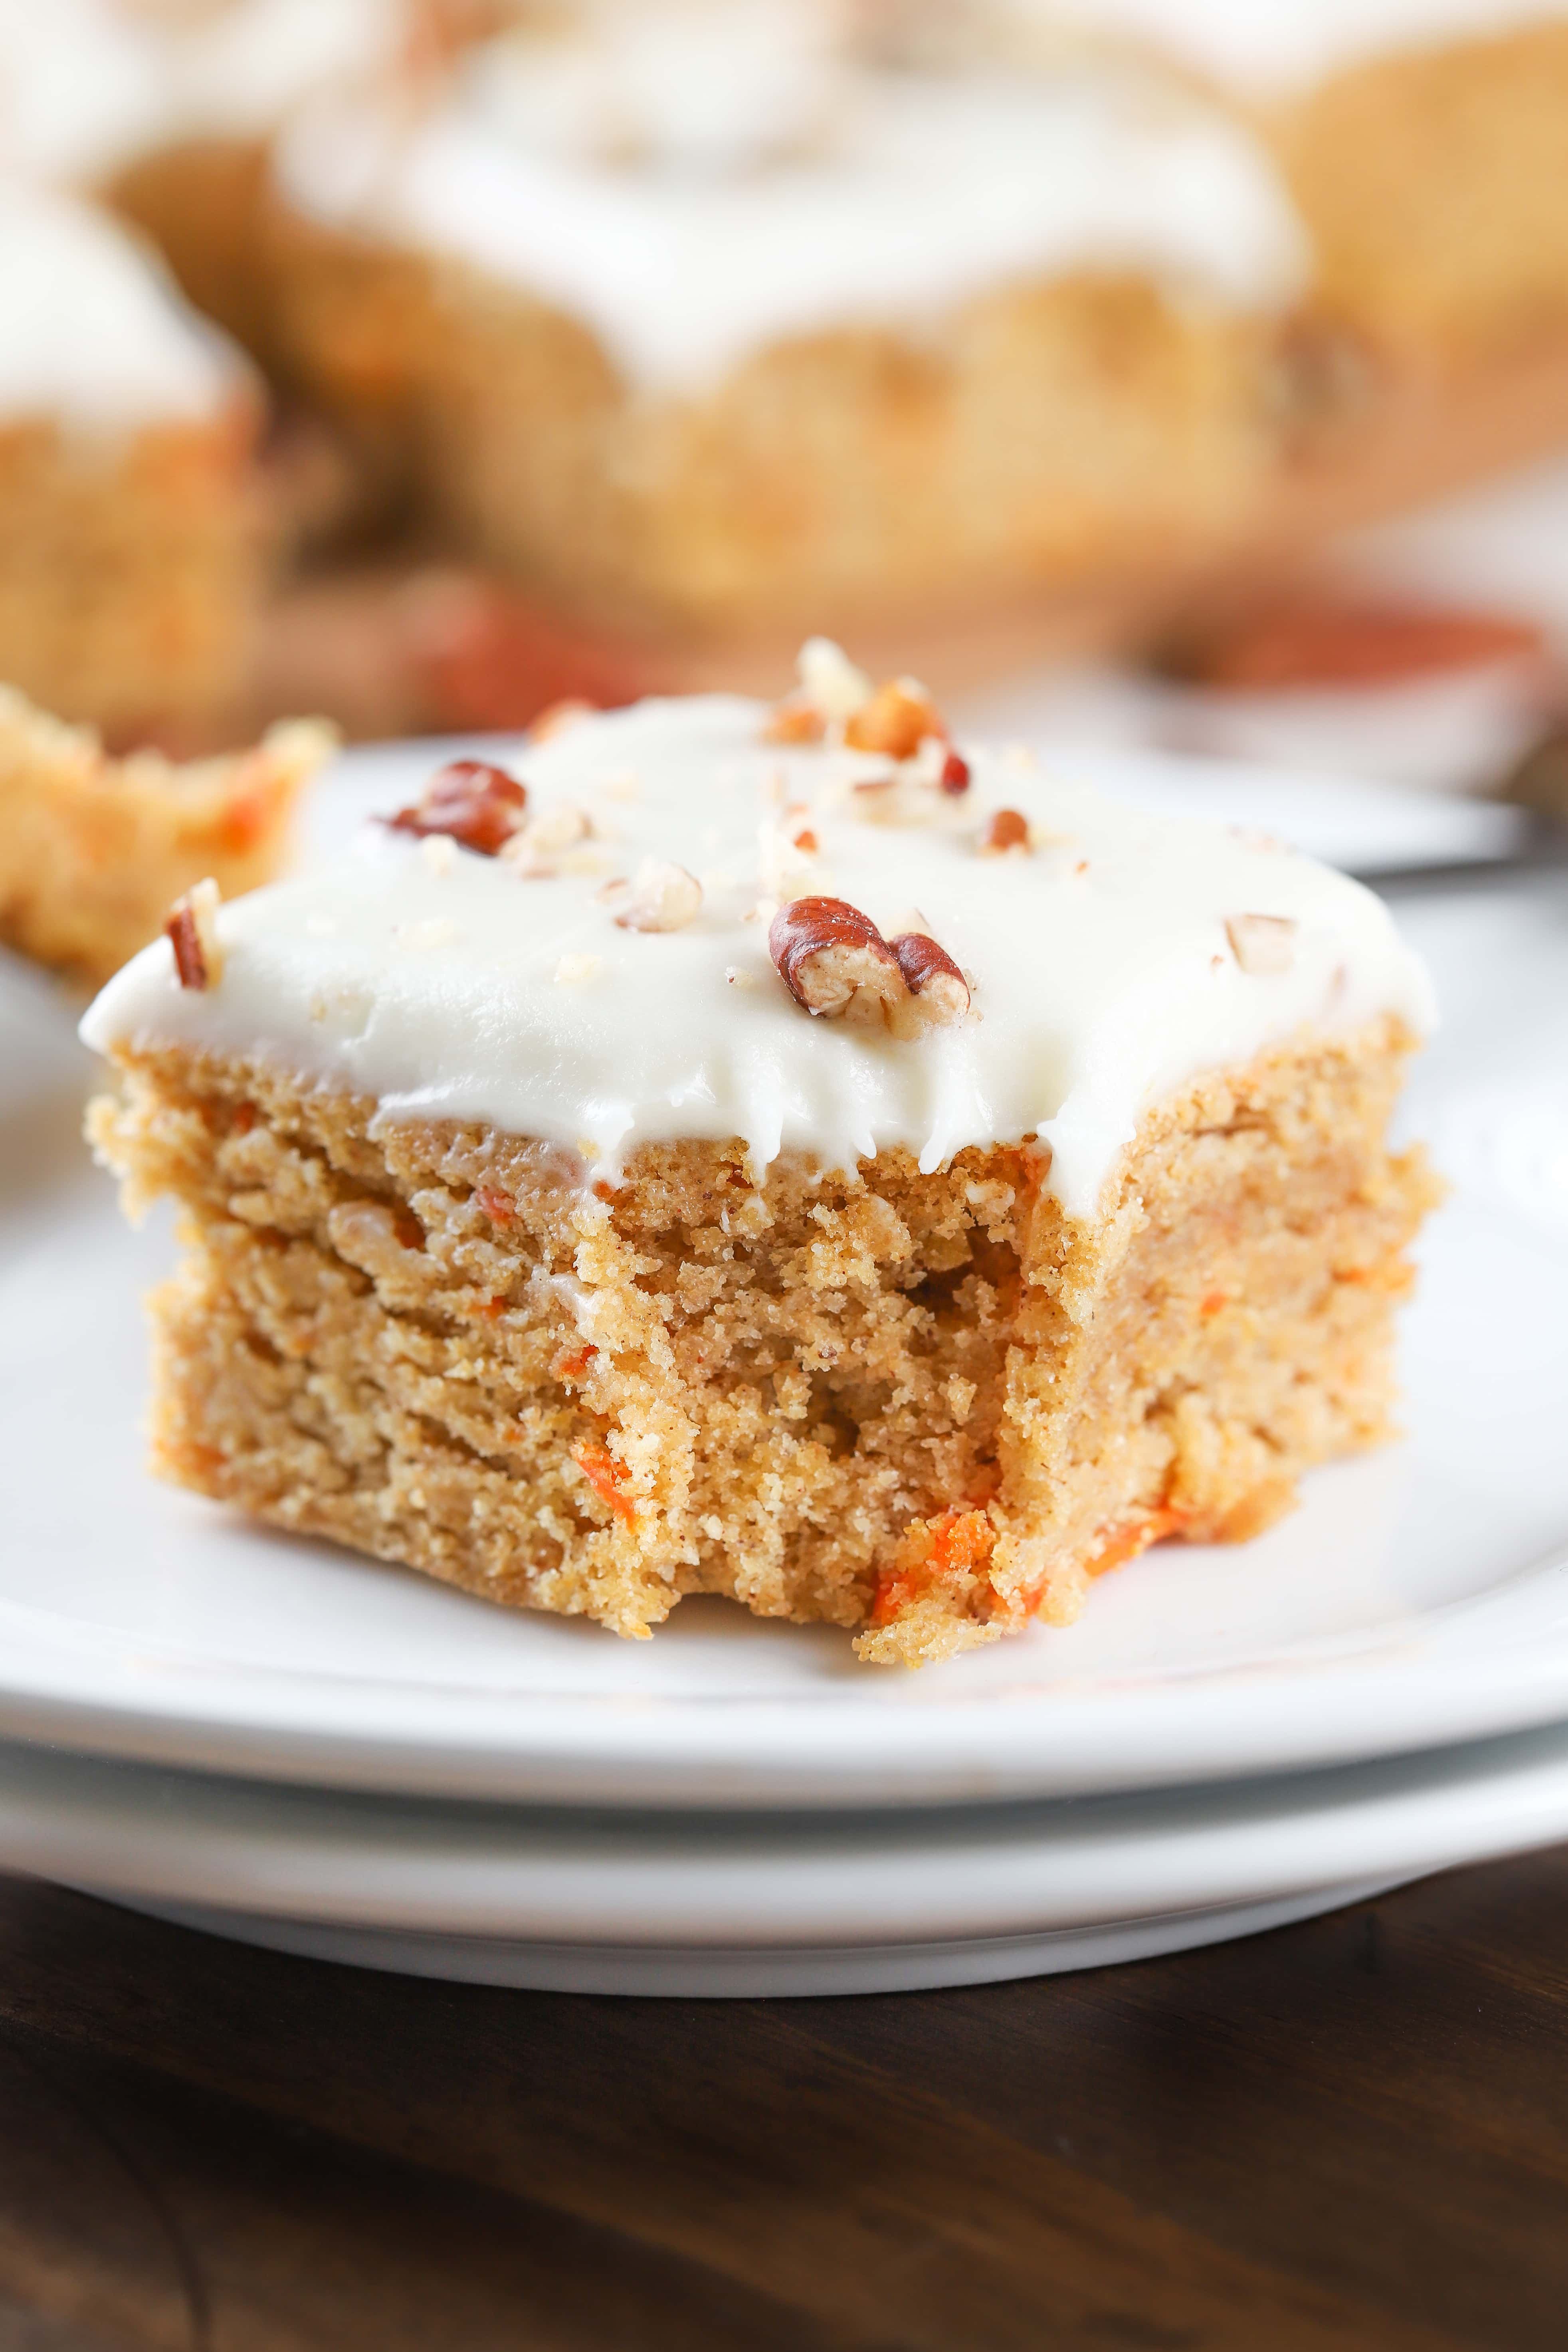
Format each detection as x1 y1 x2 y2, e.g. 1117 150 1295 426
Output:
262 0 1311 653
1006 1 1568 372
0 180 265 738
0 685 334 988
0 0 408 354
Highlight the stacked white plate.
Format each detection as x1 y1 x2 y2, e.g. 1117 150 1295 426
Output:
2 748 1566 1996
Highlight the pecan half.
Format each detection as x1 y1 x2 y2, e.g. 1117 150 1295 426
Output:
166 877 223 991
845 677 946 761
1225 913 1298 975
388 758 527 855
769 896 905 1022
890 932 970 1027
980 807 1030 855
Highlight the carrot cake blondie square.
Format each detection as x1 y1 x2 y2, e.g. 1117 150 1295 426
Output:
82 646 1438 1664
0 180 263 737
1021 0 1568 372
0 689 334 989
261 0 1309 650
0 0 407 356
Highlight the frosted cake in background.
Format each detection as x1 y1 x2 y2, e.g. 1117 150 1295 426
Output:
0 179 264 736
261 0 1311 651
0 0 406 351
1004 0 1568 369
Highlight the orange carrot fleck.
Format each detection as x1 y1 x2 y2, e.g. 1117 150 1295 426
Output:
572 1440 637 1524
1338 1257 1412 1293
1086 1506 1189 1580
1200 1290 1227 1319
872 1508 995 1625
475 1185 515 1225
553 1343 598 1382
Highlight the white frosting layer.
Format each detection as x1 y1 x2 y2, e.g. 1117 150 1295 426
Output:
0 0 400 184
0 181 243 428
1015 0 1568 97
81 694 1434 1220
277 55 1307 389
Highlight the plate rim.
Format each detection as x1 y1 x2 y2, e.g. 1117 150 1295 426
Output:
7 1717 1568 1948
0 1545 1565 1808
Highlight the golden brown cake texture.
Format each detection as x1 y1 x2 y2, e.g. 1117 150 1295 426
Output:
0 174 269 738
253 2 1317 649
262 201 1284 647
90 1018 1435 1666
1270 24 1568 371
0 691 335 988
0 394 266 740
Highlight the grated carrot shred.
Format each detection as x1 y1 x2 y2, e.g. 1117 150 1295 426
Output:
572 1440 637 1524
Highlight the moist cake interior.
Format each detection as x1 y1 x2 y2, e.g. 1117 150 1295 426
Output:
93 1019 1433 1665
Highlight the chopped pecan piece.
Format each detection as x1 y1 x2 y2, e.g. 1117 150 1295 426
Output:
528 697 595 742
165 877 223 991
889 932 970 1027
796 636 874 724
608 857 703 932
845 677 945 761
980 808 1030 855
388 758 527 855
762 698 826 746
1225 913 1297 975
500 801 594 876
768 896 905 1022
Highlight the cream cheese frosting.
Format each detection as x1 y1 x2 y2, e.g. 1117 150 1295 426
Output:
0 0 401 185
0 180 245 430
275 48 1308 390
1009 0 1568 97
81 688 1435 1220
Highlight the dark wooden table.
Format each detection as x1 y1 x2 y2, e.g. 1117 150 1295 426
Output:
0 1856 1564 2352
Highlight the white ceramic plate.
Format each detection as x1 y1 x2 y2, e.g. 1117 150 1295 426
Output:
9 1706 1568 1992
109 1888 1394 1997
3 813 1567 1809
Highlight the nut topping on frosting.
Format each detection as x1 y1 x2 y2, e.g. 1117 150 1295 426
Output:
769 897 970 1033
980 808 1031 855
528 698 595 743
767 641 952 778
796 637 873 725
769 896 905 1022
389 760 527 856
609 856 703 932
844 677 946 761
1226 913 1298 975
500 801 594 877
889 932 971 1025
762 698 826 746
83 689 1435 1221
165 877 223 992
